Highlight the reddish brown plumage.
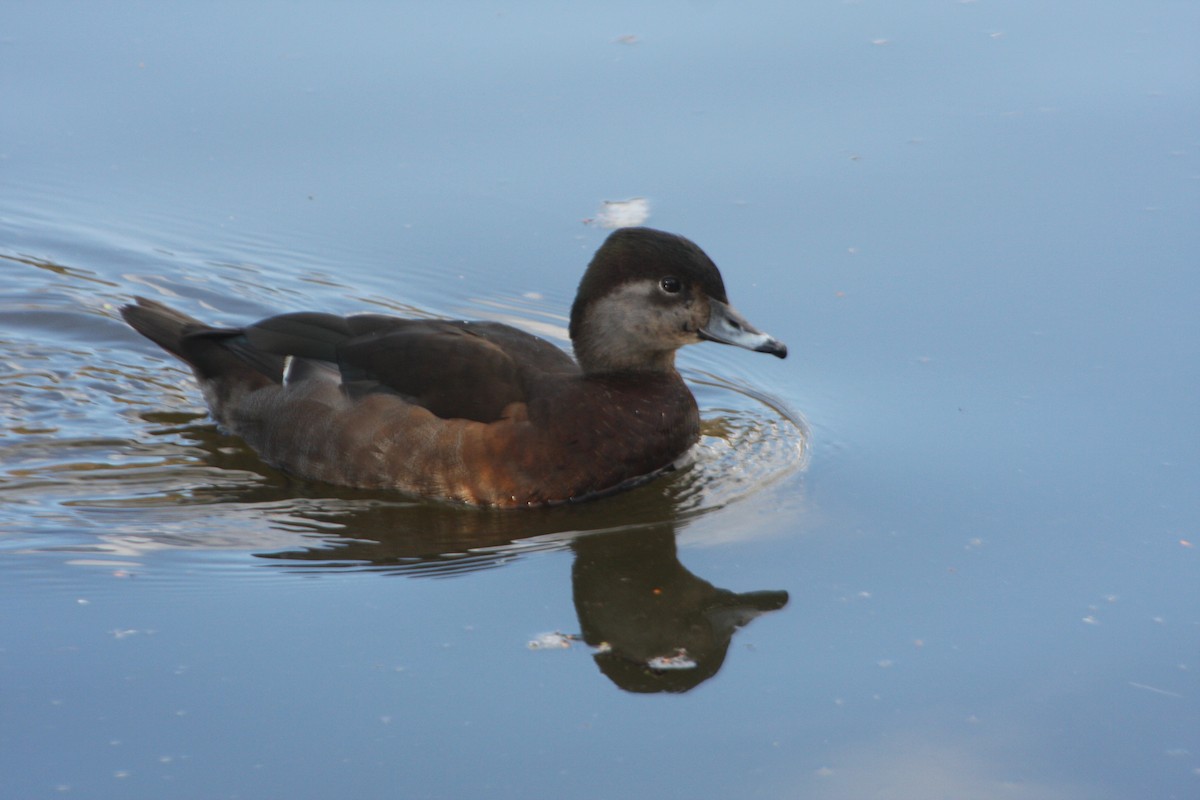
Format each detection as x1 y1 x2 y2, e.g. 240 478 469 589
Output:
120 228 783 507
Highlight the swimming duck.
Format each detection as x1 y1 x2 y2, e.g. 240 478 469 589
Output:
121 227 786 507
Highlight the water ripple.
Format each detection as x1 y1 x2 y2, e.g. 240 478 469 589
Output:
1 228 808 576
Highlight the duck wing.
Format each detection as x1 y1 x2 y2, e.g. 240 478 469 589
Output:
235 312 578 423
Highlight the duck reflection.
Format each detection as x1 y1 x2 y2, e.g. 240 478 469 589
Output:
153 414 790 692
572 527 787 693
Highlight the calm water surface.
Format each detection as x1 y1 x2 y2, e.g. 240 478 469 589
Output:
2 2 1198 799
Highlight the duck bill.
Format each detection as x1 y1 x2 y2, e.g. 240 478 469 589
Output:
700 299 788 359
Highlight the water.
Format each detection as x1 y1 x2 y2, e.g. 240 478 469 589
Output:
3 2 1198 798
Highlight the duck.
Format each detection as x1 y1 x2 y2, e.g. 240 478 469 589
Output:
121 227 787 507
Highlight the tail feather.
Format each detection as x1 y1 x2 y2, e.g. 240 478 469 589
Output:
120 297 282 390
120 296 207 358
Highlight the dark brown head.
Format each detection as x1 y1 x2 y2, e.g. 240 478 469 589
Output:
568 227 787 374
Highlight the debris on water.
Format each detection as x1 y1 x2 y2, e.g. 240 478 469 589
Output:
589 197 650 229
647 649 697 671
527 631 578 650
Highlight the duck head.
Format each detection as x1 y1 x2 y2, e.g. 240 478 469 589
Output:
569 227 788 374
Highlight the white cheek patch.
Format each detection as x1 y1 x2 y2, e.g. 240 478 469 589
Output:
282 354 296 387
576 279 696 370
592 280 662 324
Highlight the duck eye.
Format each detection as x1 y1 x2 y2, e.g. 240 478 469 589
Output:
660 276 682 294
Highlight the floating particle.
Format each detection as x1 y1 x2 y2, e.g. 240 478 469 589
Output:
648 649 697 670
527 632 575 650
591 197 650 229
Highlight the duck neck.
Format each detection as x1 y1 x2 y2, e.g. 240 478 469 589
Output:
572 335 678 375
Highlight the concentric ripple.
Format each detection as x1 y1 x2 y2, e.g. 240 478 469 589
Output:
1 245 808 576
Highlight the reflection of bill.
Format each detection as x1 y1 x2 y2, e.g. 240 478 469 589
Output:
145 416 790 693
572 526 788 694
250 486 787 692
